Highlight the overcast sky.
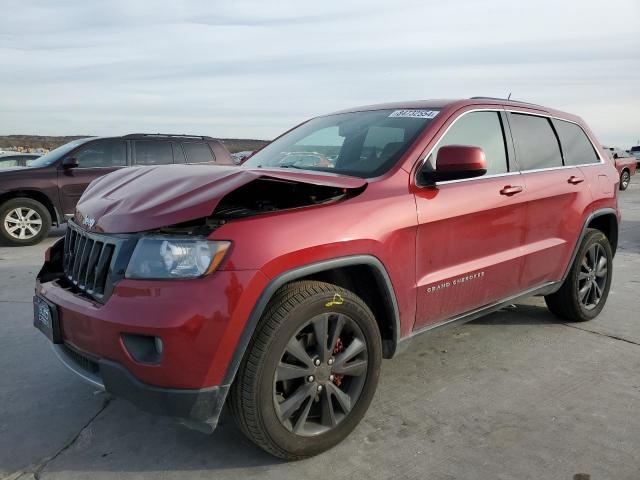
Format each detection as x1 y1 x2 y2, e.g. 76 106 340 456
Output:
1 0 638 147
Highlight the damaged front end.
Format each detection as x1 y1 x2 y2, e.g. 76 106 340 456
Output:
41 166 367 303
151 176 366 236
75 164 367 235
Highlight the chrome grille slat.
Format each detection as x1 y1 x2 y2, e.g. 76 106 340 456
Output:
77 237 94 288
71 235 86 282
93 244 115 296
84 241 103 293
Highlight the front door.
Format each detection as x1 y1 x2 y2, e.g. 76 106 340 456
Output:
413 108 528 329
58 140 128 215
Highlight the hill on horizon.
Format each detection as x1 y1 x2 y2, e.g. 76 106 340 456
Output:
0 135 269 153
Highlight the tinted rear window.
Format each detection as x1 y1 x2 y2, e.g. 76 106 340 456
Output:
554 120 599 166
182 142 215 163
134 141 173 165
510 113 562 170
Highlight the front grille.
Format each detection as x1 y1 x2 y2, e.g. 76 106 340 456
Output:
61 221 138 303
63 224 115 299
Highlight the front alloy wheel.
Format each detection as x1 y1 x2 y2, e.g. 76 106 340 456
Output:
274 312 368 436
229 280 381 460
4 207 43 240
0 198 51 246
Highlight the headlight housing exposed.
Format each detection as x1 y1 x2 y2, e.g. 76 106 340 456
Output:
125 238 231 279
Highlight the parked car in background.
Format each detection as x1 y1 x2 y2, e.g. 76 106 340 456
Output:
629 146 640 167
603 146 637 190
603 146 628 160
231 150 253 164
0 134 233 245
614 155 636 191
0 153 41 168
34 98 619 459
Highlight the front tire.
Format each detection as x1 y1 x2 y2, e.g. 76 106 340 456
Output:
619 170 630 190
228 280 382 460
545 229 612 322
0 197 51 246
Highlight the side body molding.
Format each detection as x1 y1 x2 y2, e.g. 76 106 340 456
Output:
222 255 402 385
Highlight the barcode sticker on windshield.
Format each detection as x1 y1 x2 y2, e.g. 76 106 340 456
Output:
388 109 439 119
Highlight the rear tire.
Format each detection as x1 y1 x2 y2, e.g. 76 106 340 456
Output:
619 170 630 190
228 280 382 460
0 197 51 246
545 229 612 322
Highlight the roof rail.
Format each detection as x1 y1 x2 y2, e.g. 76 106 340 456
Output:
122 133 215 140
470 96 543 107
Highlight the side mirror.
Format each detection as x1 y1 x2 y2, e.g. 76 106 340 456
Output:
62 157 79 169
420 145 487 185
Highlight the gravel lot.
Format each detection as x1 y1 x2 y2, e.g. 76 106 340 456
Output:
1 181 639 480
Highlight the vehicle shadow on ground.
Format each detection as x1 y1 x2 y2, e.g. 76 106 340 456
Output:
471 303 558 326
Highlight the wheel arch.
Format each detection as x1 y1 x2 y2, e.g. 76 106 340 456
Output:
558 208 619 287
222 255 401 385
0 190 60 226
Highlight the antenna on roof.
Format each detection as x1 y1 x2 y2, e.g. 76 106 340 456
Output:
507 92 512 100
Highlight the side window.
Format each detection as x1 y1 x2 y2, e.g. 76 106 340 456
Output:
134 141 173 165
509 113 562 170
554 120 599 166
182 142 215 164
433 111 508 175
74 141 126 168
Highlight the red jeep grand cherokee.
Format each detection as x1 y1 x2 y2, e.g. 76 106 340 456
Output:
34 98 620 459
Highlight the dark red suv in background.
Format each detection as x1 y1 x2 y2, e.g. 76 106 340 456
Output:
0 134 232 245
34 98 619 459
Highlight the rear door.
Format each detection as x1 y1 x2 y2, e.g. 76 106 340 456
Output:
507 111 592 287
413 108 528 329
58 140 127 215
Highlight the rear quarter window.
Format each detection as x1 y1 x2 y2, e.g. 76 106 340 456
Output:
509 113 563 170
554 119 600 166
181 142 215 164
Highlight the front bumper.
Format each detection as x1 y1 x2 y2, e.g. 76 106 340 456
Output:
36 238 270 431
52 342 227 432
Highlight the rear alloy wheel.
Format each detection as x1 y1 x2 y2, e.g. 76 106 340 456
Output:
619 170 630 190
545 228 612 321
0 198 51 246
228 280 381 460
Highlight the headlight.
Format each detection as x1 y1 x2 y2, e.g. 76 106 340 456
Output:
125 238 231 279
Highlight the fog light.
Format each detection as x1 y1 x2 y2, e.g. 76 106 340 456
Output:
122 333 164 364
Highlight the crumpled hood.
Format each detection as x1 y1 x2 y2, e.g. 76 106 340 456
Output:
75 164 366 233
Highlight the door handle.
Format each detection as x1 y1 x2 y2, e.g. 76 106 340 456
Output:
567 175 584 185
500 185 523 196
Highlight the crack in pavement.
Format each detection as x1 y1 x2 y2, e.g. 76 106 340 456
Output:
563 322 640 347
4 396 113 480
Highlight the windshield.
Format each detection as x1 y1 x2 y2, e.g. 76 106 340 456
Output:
27 138 90 168
243 109 440 178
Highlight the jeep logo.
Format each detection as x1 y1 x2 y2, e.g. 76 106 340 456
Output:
82 215 96 229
